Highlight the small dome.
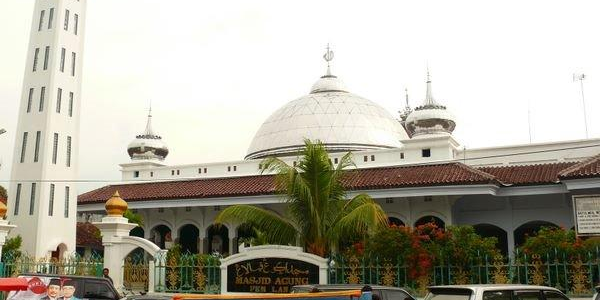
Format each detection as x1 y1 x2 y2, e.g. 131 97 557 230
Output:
405 73 456 137
246 47 407 159
127 108 169 161
105 190 128 216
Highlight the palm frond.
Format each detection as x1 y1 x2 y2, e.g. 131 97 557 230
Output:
214 205 297 245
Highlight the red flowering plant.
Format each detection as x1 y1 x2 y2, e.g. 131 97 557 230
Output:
361 223 499 279
518 227 598 260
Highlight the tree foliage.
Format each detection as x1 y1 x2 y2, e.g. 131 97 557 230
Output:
363 223 499 279
215 139 388 257
2 235 22 261
124 209 144 227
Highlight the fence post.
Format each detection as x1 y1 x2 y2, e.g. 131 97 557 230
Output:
148 260 155 293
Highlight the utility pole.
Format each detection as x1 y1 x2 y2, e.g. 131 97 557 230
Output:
573 73 588 138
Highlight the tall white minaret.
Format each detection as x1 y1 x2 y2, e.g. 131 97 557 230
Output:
7 0 86 258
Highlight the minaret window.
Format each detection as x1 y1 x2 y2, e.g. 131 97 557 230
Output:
68 92 74 117
39 86 45 112
29 183 37 215
20 132 28 163
64 186 70 218
66 136 72 167
34 131 41 162
74 14 79 35
27 88 34 113
48 8 54 29
71 52 76 76
60 48 65 72
33 48 39 71
43 46 49 70
64 9 69 31
400 152 405 159
14 184 22 216
52 133 59 164
38 10 45 31
49 184 55 216
56 88 62 113
133 171 139 178
422 148 431 158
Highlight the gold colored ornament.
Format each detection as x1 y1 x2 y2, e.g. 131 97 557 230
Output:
105 190 128 216
491 255 508 284
453 267 469 285
0 201 7 218
194 257 207 291
380 259 395 286
529 254 546 286
569 257 589 295
346 256 361 284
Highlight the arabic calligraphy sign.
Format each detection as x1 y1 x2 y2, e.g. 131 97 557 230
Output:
227 258 319 293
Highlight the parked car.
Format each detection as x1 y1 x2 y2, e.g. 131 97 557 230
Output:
425 285 570 300
6 273 121 300
292 284 416 300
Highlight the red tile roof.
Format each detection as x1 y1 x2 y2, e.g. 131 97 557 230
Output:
78 163 499 204
344 162 498 190
78 174 278 204
76 222 102 249
478 162 576 186
559 154 600 180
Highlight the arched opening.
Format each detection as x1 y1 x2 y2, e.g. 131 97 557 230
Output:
179 224 200 254
474 223 508 256
415 215 445 229
51 243 68 260
207 225 229 255
514 221 558 247
150 225 172 249
128 227 146 261
388 217 405 227
237 223 259 250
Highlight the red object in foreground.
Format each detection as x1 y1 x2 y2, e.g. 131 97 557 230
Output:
0 278 29 292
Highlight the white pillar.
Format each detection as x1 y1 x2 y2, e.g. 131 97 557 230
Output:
0 220 17 261
93 216 136 291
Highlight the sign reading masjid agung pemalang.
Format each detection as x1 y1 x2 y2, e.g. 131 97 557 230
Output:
227 257 319 293
220 245 329 294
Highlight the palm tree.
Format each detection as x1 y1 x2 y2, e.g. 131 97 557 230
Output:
215 139 388 257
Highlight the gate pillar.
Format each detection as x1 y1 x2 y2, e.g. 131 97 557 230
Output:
94 191 162 292
0 202 17 262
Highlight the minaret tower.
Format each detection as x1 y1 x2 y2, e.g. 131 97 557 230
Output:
7 0 87 258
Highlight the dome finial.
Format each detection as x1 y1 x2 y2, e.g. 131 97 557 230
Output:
424 67 437 106
323 43 334 77
144 101 154 137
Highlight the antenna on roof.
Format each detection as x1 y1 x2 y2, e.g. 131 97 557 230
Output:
527 100 532 143
573 73 588 138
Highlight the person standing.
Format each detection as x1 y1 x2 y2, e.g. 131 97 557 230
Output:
103 268 113 284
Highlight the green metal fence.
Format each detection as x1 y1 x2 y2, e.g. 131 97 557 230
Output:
328 249 600 296
153 252 221 294
0 252 103 278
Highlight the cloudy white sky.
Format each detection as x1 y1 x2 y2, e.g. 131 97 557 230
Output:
0 0 599 193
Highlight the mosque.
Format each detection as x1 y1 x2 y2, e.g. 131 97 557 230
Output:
76 48 600 257
5 0 599 259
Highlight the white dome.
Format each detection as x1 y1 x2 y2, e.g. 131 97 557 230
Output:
127 110 169 161
245 76 408 159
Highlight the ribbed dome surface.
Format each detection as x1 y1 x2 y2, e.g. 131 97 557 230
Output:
245 80 408 159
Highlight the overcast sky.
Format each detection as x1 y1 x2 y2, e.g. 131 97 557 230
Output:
0 0 599 193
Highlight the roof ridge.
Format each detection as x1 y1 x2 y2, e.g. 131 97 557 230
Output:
559 153 600 177
477 161 576 169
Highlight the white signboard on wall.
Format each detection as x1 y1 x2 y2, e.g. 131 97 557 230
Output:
573 195 600 236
